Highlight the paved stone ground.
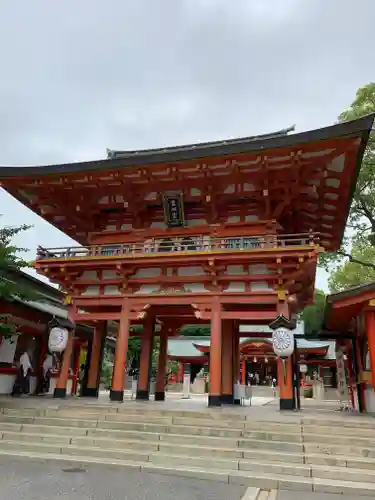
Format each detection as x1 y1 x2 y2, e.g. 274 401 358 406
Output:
0 457 247 500
278 491 359 499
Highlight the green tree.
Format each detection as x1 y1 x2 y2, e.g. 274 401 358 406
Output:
320 82 375 271
0 219 34 336
301 289 326 337
180 324 210 336
328 237 375 292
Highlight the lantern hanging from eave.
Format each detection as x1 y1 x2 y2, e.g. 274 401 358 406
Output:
48 326 69 353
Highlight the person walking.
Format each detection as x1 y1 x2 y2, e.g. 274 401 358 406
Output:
42 352 54 394
12 351 32 396
271 377 277 398
20 350 32 394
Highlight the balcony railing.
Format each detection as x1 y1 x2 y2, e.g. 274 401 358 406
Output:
36 232 319 261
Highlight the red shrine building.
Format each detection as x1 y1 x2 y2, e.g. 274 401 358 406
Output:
0 114 373 407
323 282 375 413
167 321 336 389
0 268 93 396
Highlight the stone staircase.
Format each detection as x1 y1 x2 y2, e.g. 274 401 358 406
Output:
0 403 374 496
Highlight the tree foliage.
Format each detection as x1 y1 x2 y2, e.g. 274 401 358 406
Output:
319 82 375 272
328 237 375 292
340 83 375 239
0 219 34 336
180 324 210 336
301 289 326 337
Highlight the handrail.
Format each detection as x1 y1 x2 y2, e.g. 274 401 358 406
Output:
36 232 320 261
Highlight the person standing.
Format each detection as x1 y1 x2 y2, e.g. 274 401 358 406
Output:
42 352 54 394
20 350 32 394
271 377 277 398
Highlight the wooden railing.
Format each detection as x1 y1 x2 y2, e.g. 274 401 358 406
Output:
36 232 319 261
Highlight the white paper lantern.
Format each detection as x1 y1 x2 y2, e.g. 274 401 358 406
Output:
272 327 294 358
48 327 69 353
299 364 308 374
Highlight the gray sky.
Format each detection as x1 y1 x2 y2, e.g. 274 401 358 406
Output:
1 0 374 291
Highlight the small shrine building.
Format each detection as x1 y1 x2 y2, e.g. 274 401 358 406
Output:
0 268 94 395
167 321 336 388
323 281 375 413
0 114 373 407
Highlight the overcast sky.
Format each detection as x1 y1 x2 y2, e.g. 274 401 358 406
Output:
1 0 374 291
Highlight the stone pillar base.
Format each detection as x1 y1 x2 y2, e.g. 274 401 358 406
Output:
154 391 165 401
53 387 66 399
136 389 149 400
220 394 234 404
208 395 222 407
82 387 99 398
110 389 124 402
280 398 294 411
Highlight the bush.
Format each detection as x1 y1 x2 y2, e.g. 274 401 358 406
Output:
100 361 113 390
303 387 313 398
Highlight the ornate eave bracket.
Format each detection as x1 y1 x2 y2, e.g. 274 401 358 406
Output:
269 314 296 332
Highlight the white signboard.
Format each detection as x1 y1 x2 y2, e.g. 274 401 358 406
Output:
0 335 18 364
181 364 191 399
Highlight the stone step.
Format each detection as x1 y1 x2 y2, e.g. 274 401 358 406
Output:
3 417 375 459
148 452 311 477
304 441 375 459
243 430 302 443
0 428 304 463
1 409 251 429
311 463 375 484
301 417 375 430
6 406 375 442
244 428 375 448
302 431 375 447
1 406 251 422
7 426 375 472
0 414 245 437
3 404 375 428
2 412 370 447
302 423 375 437
0 447 374 496
0 420 301 455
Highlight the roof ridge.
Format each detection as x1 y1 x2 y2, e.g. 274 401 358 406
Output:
106 126 295 159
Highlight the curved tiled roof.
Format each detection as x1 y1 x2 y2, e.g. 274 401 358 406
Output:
0 115 372 177
106 126 295 159
167 327 336 361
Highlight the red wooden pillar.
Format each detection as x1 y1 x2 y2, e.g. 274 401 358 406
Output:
209 297 222 406
177 362 184 383
155 333 168 401
355 335 366 412
71 341 81 396
137 319 153 400
277 299 294 411
221 320 233 404
241 359 246 385
54 330 74 399
365 310 375 390
86 322 105 398
232 328 240 404
346 347 356 410
277 358 294 410
110 300 130 402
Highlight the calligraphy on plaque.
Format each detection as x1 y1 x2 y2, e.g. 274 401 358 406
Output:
163 192 185 228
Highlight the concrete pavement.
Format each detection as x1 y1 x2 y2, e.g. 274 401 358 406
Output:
0 456 247 500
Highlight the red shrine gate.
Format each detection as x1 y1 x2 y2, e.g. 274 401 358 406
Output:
0 115 373 407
